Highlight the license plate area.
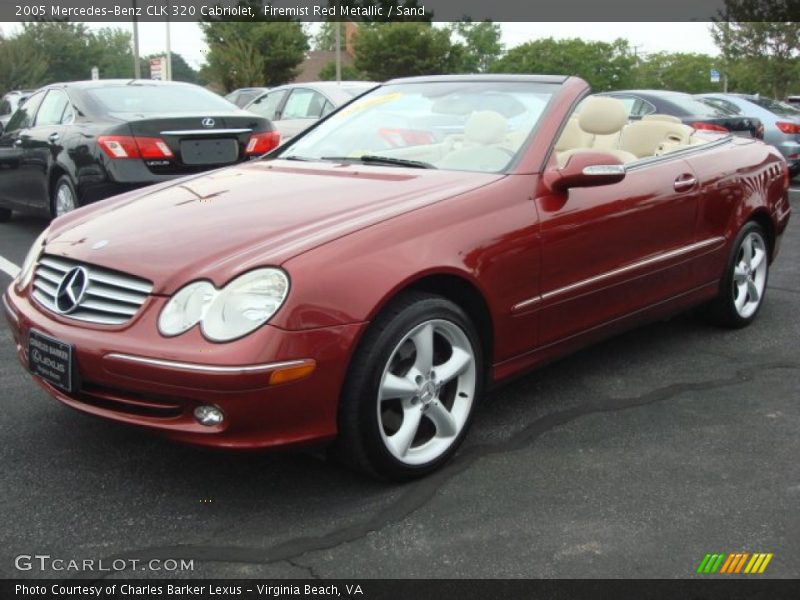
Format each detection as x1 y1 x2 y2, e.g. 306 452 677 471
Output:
28 330 74 393
180 138 238 165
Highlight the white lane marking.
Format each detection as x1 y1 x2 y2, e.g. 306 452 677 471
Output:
0 255 20 279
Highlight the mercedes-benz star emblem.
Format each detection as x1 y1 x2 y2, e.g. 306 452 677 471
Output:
201 117 215 128
55 267 89 314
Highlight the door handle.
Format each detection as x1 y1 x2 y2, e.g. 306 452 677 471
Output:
48 132 60 142
674 174 697 192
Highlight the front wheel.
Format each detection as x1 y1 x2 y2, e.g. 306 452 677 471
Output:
51 175 79 219
335 292 484 480
705 221 769 328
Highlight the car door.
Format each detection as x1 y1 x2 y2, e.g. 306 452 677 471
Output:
0 90 46 209
535 155 703 345
18 89 74 211
277 88 330 141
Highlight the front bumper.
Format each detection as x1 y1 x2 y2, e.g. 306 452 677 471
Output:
3 284 366 449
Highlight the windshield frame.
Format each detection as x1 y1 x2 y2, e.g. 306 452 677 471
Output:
271 79 562 175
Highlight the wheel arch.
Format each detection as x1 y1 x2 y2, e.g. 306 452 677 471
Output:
363 270 495 369
747 208 776 262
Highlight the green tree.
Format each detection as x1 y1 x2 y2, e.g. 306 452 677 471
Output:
201 20 309 89
712 1 799 98
318 60 364 81
635 52 719 93
314 22 344 51
0 36 48 91
90 28 134 79
353 23 461 81
448 20 503 73
491 38 637 92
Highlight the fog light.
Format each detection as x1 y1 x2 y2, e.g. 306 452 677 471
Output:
194 405 224 427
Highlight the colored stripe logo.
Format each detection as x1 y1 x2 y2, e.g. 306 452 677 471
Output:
696 552 773 574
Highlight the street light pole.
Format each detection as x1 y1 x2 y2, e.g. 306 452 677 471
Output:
335 21 342 83
132 0 141 78
166 1 173 81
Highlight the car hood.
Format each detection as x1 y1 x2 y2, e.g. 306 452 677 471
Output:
46 160 502 294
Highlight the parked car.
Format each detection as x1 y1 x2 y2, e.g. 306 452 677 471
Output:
245 81 375 142
0 89 34 132
224 87 270 108
601 90 763 138
698 93 800 176
0 79 278 222
3 75 791 480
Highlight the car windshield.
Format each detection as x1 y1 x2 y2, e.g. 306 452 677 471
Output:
85 84 236 114
746 96 800 118
280 81 557 173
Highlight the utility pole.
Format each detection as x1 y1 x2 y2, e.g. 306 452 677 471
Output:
132 0 141 78
335 21 342 83
166 1 173 81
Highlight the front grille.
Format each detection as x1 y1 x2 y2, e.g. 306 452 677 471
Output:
32 254 153 325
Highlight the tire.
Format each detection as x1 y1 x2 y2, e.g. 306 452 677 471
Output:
334 291 485 481
50 175 79 219
705 221 769 328
0 207 11 222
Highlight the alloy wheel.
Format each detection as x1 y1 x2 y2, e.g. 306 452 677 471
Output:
377 319 476 465
732 231 767 319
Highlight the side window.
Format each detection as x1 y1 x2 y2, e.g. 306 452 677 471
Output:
282 89 327 120
630 98 656 118
249 90 287 121
612 96 637 116
321 100 335 117
0 100 11 116
705 98 740 115
4 90 45 132
34 90 70 127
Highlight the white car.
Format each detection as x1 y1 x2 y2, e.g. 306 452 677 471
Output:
245 81 375 142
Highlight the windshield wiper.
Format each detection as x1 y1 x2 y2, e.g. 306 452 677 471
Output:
321 155 436 169
281 155 316 162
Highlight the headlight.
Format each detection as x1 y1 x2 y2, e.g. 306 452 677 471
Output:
157 268 289 342
17 228 49 291
157 281 216 337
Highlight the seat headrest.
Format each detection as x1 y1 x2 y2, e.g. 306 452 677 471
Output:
578 96 629 136
464 111 508 145
620 120 693 158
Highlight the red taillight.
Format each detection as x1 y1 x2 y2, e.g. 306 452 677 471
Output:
378 128 435 147
245 131 281 155
691 122 729 133
775 121 800 134
97 135 174 159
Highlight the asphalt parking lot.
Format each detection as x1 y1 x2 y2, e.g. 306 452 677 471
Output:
1 187 799 580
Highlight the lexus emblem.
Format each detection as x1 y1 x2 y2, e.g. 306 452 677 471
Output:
55 267 89 314
201 117 215 128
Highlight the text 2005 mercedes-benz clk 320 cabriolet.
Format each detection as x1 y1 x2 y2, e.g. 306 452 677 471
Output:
3 75 792 479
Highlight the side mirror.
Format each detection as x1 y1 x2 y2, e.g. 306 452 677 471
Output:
544 151 626 192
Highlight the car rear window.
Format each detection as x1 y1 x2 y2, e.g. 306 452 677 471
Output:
747 96 800 118
666 95 734 117
85 84 235 114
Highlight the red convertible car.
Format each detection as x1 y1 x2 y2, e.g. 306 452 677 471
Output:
3 75 792 479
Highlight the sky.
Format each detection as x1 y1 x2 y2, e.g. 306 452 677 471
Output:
0 22 720 70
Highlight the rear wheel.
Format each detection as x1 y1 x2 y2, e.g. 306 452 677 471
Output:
0 207 11 222
335 292 484 480
51 175 79 218
706 221 769 328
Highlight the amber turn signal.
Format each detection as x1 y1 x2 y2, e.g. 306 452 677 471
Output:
269 361 316 386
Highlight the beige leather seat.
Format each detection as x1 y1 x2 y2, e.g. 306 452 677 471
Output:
555 117 593 152
440 110 514 171
619 119 693 158
643 114 682 124
557 96 637 165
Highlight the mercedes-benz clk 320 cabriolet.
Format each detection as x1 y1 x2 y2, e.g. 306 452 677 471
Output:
3 75 792 480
